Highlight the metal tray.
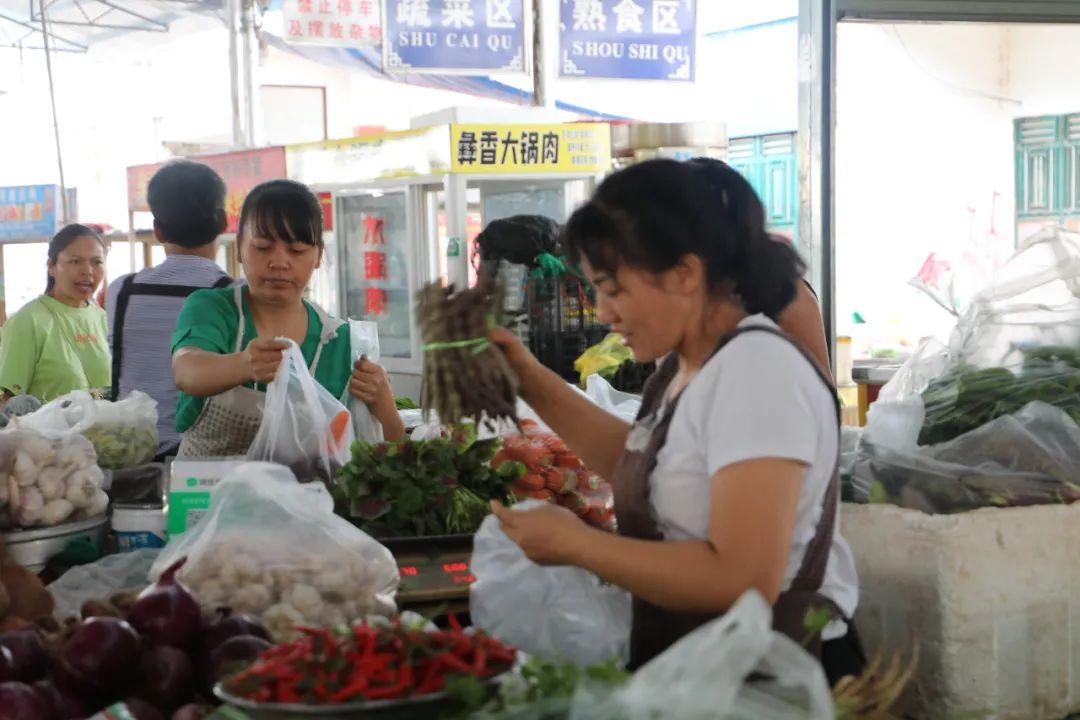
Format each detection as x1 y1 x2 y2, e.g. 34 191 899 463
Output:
215 672 503 720
3 516 108 573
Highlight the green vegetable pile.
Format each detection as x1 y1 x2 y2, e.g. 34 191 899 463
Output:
449 657 629 719
82 421 158 469
334 425 519 537
395 396 420 410
919 345 1080 446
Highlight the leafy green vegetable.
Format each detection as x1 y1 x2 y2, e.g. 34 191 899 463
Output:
449 657 629 718
395 396 420 410
334 424 513 537
83 422 158 469
918 349 1080 446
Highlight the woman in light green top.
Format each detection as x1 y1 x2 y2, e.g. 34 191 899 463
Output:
0 224 110 406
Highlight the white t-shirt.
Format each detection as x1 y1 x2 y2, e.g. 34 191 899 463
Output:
647 315 859 638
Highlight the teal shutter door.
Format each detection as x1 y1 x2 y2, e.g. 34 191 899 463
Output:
729 132 798 244
1015 116 1060 218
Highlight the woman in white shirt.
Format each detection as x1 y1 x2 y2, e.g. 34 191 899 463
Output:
490 158 863 683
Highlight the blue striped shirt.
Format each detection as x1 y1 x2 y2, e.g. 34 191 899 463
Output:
106 255 230 454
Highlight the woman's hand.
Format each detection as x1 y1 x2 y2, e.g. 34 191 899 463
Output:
490 500 592 566
244 337 289 383
488 328 542 396
349 356 406 441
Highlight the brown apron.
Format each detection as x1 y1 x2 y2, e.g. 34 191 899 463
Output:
612 325 846 670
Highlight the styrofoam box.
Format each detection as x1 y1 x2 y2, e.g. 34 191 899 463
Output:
842 502 1080 720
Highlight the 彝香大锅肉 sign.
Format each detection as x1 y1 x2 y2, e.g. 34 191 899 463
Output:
560 0 696 82
384 0 528 74
450 123 612 174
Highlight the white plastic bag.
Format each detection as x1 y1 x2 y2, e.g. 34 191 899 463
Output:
247 339 355 484
584 374 642 424
575 591 834 720
49 548 161 621
19 390 159 469
150 462 398 640
470 505 631 667
343 320 384 443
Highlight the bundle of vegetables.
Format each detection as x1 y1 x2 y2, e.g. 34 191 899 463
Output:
221 616 515 706
0 429 108 529
335 424 518 538
418 280 519 430
494 421 617 533
0 557 270 720
919 346 1080 446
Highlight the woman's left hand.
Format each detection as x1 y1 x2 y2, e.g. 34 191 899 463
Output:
348 356 394 412
490 500 591 566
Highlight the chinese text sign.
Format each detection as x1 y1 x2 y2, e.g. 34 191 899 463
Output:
384 0 527 73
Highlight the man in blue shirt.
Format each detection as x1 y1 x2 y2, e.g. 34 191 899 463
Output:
107 161 232 459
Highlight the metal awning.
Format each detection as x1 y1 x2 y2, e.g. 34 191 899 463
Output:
0 0 221 52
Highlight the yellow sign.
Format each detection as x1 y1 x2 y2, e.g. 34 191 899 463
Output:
450 123 611 174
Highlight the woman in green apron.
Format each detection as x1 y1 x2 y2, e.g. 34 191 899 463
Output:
171 180 404 458
489 159 864 684
0 224 110 405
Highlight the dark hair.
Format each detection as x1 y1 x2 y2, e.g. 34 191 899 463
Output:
476 214 561 265
562 158 806 318
236 180 323 256
46 223 105 292
147 160 227 248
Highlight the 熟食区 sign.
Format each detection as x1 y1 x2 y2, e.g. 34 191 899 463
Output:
560 0 695 82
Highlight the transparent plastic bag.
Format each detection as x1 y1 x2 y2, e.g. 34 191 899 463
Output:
49 548 161 621
247 339 355 484
343 320 384 443
853 402 1080 513
574 591 833 720
0 427 106 529
584 374 642 424
867 228 1080 449
150 462 398 641
470 505 631 667
18 390 159 469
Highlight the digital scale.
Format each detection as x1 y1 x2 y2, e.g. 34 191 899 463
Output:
380 534 475 617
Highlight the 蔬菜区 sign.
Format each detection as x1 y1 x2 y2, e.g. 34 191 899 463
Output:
384 0 528 74
560 0 695 81
450 123 611 174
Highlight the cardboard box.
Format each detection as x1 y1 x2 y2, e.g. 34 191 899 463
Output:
166 459 245 537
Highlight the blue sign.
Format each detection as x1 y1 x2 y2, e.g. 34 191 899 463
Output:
559 0 695 82
0 185 61 241
383 0 527 74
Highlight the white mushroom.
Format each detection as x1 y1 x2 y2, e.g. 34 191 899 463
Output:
232 584 274 615
20 434 54 466
13 451 40 487
84 489 109 518
41 498 75 526
54 434 96 469
263 603 305 642
37 466 68 501
15 487 44 526
64 468 100 509
283 584 323 619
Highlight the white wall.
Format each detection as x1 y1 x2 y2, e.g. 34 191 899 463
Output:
834 22 1080 352
835 23 1020 348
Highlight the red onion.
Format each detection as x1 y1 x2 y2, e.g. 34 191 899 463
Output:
33 679 86 720
208 635 272 689
0 646 14 683
171 704 213 720
0 630 49 683
201 609 271 653
138 645 195 712
60 617 141 697
130 558 202 650
122 697 166 720
0 681 53 720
